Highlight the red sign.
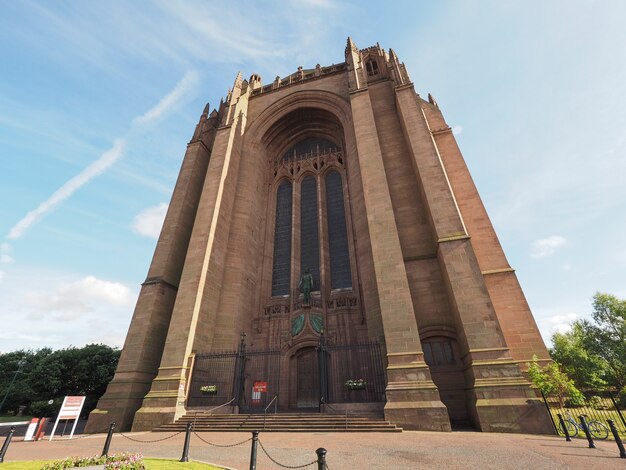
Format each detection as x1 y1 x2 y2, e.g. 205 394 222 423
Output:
58 396 85 419
253 381 268 393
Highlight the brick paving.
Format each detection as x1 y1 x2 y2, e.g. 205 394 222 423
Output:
2 430 625 469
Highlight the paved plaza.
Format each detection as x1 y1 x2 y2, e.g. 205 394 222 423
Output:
2 430 625 469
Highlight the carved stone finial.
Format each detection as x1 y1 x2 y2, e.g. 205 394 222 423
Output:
345 36 358 55
233 71 243 88
428 93 438 107
202 102 210 117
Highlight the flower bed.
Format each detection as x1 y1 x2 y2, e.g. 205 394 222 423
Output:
345 379 367 390
41 453 144 470
200 385 218 395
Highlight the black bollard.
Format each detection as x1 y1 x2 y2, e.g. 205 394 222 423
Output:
556 414 571 442
180 421 193 463
101 422 116 457
0 426 16 463
607 420 626 459
249 431 259 470
579 415 595 449
316 447 327 470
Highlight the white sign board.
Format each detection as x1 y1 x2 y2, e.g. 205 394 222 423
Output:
23 418 40 441
49 396 85 440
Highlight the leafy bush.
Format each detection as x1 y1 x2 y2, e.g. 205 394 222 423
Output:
41 453 144 470
617 387 626 408
564 389 585 407
28 399 61 417
587 395 610 410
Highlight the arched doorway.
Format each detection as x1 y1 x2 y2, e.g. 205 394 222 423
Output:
295 347 319 409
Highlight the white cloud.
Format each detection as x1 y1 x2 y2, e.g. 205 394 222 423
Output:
0 267 138 350
531 235 567 258
0 271 4 283
132 203 168 239
452 125 463 135
133 71 199 126
7 139 126 240
536 312 579 343
24 275 135 320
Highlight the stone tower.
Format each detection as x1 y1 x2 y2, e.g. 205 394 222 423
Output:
86 39 553 434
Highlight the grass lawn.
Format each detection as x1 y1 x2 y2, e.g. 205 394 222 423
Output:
0 416 31 423
0 459 224 469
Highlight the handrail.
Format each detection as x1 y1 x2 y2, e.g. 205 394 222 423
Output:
204 396 236 415
263 394 279 430
320 398 348 430
193 397 236 430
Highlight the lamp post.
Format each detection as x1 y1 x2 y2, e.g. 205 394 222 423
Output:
0 358 26 414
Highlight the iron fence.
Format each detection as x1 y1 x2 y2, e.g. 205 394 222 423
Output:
542 389 626 437
239 348 282 412
325 341 386 403
187 351 237 407
188 337 387 410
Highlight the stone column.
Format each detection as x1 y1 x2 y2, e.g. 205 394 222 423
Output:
394 83 552 433
423 107 550 366
85 138 212 433
131 90 249 430
349 87 450 431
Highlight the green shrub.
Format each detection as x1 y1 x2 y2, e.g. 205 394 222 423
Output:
28 399 61 417
564 389 585 407
587 395 609 410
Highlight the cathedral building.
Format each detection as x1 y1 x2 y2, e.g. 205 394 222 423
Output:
86 39 553 434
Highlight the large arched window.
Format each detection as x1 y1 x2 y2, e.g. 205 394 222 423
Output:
300 175 320 291
271 181 292 296
269 137 352 300
325 171 352 289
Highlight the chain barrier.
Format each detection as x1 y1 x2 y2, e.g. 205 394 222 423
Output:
117 431 183 443
192 431 252 448
257 439 318 469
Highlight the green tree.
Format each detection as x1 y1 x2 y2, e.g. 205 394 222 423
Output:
1 344 119 416
578 293 626 390
28 344 120 416
550 322 607 390
527 356 584 407
0 349 52 414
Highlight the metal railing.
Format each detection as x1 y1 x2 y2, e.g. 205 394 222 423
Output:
320 398 348 430
193 397 236 429
263 394 279 430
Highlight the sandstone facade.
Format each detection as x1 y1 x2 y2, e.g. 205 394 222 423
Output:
86 40 553 434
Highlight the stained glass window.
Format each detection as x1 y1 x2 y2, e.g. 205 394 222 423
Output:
325 171 352 289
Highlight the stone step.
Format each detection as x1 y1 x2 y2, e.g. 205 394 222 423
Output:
154 413 401 433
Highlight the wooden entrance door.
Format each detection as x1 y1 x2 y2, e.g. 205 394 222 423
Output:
296 348 319 408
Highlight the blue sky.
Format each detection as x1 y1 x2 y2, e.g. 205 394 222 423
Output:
1 1 625 352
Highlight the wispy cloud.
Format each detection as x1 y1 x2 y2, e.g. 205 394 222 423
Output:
452 125 463 135
7 139 126 240
5 68 198 241
133 71 199 126
531 235 567 258
132 203 168 239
